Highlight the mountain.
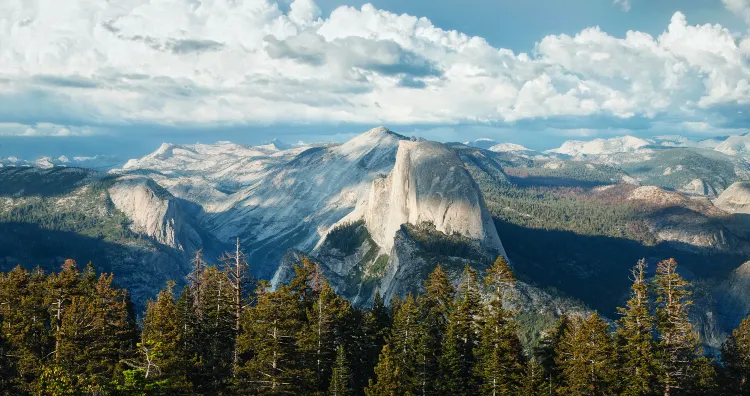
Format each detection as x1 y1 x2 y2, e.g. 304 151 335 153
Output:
0 167 208 309
488 143 533 153
4 127 750 350
547 135 651 156
108 176 204 252
465 138 498 150
339 140 505 254
715 182 750 214
117 126 405 278
715 134 750 156
1 155 124 171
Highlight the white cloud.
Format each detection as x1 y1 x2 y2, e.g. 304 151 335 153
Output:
0 0 748 133
0 122 100 137
724 0 750 27
613 0 631 12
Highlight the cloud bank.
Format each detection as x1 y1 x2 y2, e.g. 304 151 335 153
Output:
0 0 749 135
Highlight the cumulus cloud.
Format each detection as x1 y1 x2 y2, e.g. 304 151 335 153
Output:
0 0 748 134
724 0 750 27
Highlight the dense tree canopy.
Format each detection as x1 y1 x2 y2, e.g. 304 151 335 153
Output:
0 254 747 395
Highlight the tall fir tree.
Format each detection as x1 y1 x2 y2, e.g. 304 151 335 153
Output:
534 315 570 394
365 344 413 396
520 357 547 396
721 315 750 396
417 264 455 395
475 255 524 396
137 280 193 392
0 266 50 392
219 237 250 378
356 292 391 393
299 280 352 393
329 345 353 396
653 258 701 396
617 259 657 396
441 265 482 395
367 294 422 395
237 281 307 394
555 313 618 396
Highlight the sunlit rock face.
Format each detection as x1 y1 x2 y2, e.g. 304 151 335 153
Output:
355 139 505 255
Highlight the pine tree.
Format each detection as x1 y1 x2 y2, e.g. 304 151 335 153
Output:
475 255 524 396
138 280 193 392
192 265 236 392
237 282 306 394
0 266 50 392
555 313 618 396
520 357 547 396
653 258 700 396
356 292 391 393
617 259 657 395
219 238 250 377
417 264 455 395
299 280 352 393
54 271 137 393
174 284 201 385
329 345 353 396
534 315 570 394
365 344 413 396
441 265 482 395
46 259 81 365
367 294 421 395
83 273 137 390
721 315 750 395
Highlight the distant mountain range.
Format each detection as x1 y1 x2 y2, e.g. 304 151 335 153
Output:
2 127 750 352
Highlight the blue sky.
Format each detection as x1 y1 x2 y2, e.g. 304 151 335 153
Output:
1 0 749 159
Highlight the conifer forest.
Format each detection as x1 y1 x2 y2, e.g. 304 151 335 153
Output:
1 247 749 396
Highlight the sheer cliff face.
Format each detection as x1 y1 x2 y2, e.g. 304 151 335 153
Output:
108 176 202 252
361 140 506 256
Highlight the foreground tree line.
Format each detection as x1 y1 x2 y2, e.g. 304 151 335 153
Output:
0 249 749 395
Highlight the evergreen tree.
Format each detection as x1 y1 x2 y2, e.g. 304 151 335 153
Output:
54 271 137 393
299 280 352 393
219 238 250 377
520 357 547 396
653 258 701 396
46 259 81 365
138 280 193 392
174 284 201 385
417 264 454 395
365 344 413 396
356 292 391 393
475 255 524 396
721 315 750 395
329 345 353 396
0 266 50 391
237 282 307 394
617 259 657 396
534 315 570 394
367 294 421 395
555 313 618 396
441 265 482 395
192 265 236 392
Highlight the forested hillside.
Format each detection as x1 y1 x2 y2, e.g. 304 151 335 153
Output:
1 252 749 395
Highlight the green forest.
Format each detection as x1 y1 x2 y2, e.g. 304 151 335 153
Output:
1 250 749 395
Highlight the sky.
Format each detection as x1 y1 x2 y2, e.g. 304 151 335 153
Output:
1 0 750 159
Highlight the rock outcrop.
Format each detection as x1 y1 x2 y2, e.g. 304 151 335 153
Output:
715 181 750 214
348 140 505 255
109 176 202 252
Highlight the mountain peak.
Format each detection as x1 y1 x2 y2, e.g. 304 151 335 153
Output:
366 126 392 135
